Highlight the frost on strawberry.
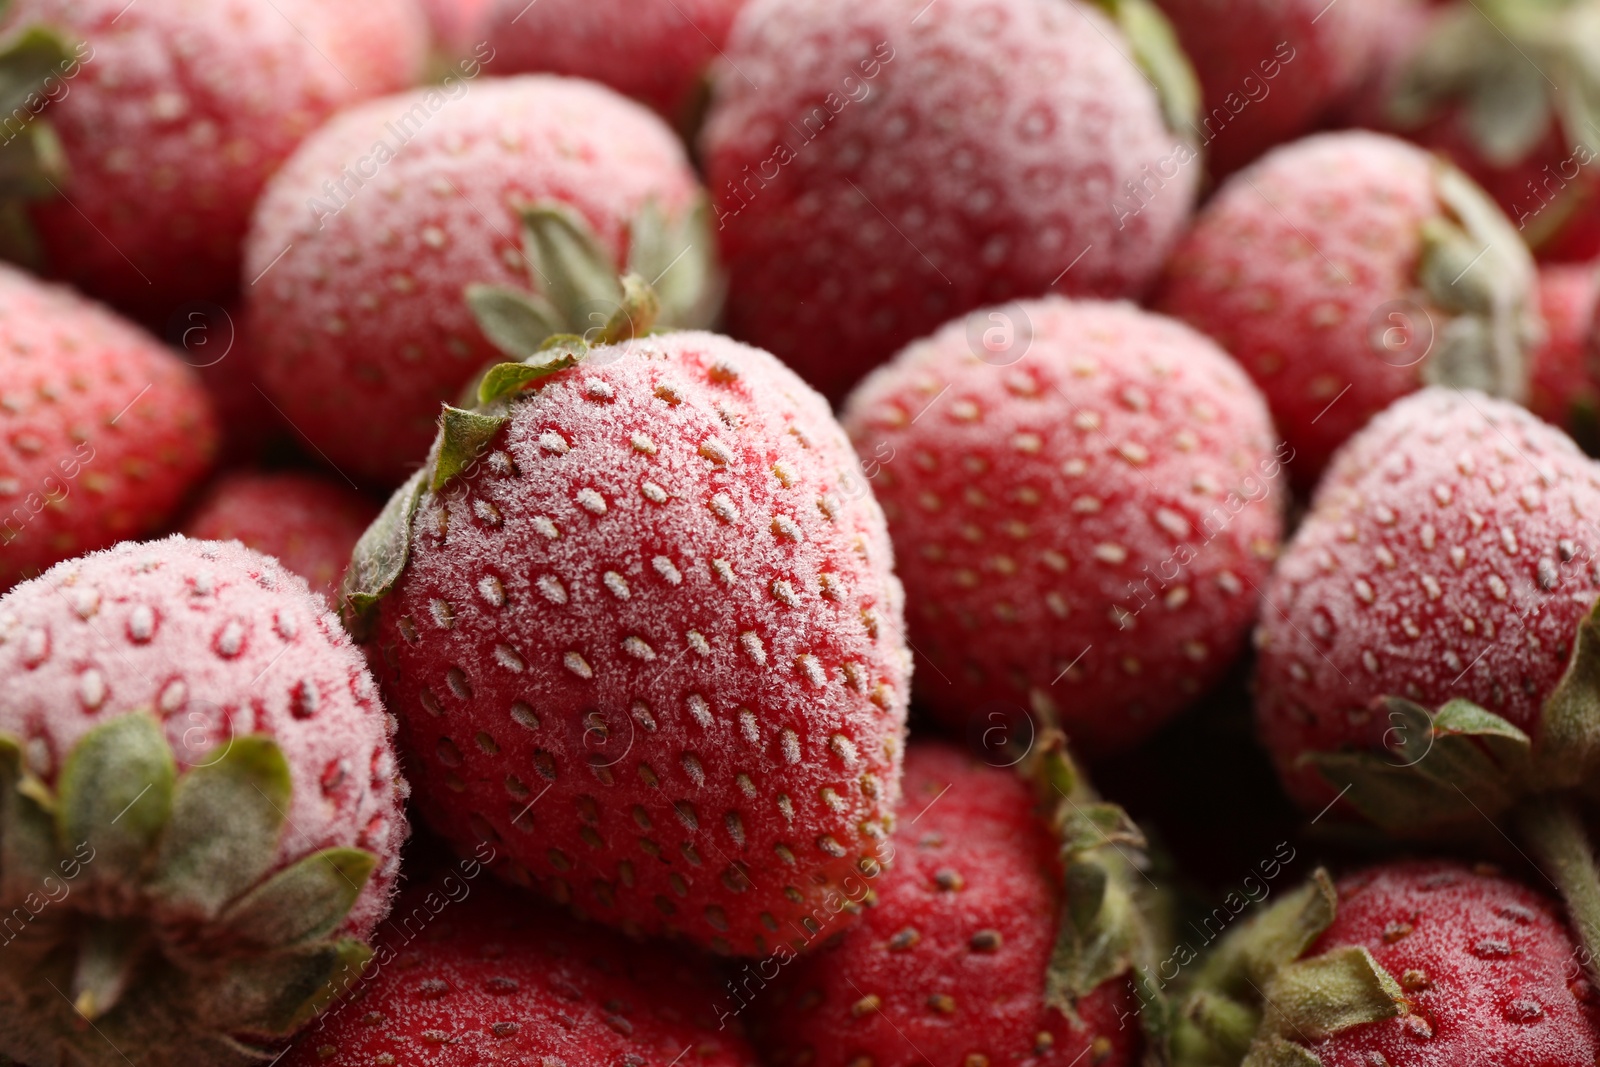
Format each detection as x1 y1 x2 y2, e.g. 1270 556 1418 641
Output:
842 298 1284 755
1158 131 1540 484
0 537 408 1066
344 292 910 956
755 739 1165 1067
1172 862 1600 1067
245 74 720 486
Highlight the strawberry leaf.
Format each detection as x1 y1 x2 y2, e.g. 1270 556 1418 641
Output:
340 468 426 640
432 405 507 491
56 712 175 888
465 283 562 361
213 848 376 950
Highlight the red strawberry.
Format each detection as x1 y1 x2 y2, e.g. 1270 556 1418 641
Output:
0 262 217 593
754 741 1152 1067
1527 262 1600 450
1349 0 1600 263
484 0 749 124
281 878 756 1067
1154 0 1391 176
182 471 380 605
0 536 409 1066
1158 130 1540 484
345 322 911 956
841 298 1285 755
701 0 1203 401
2 0 429 320
245 74 719 486
1173 861 1600 1066
1253 387 1600 811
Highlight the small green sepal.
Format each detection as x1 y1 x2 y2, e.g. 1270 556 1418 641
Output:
214 847 377 950
339 468 426 641
56 712 176 886
431 405 508 492
1085 0 1202 138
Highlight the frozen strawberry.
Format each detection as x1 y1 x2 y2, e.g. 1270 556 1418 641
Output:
841 298 1284 755
182 472 380 604
1352 0 1600 262
245 74 719 486
344 314 911 956
1155 0 1392 176
0 536 408 1066
754 740 1155 1067
1528 262 1600 450
1173 861 1600 1067
701 0 1203 401
1254 387 1600 810
484 0 749 124
0 0 429 320
0 262 217 593
1158 131 1540 484
281 877 756 1066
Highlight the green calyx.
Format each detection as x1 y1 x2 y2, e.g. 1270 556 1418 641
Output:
1171 870 1409 1067
1413 162 1537 402
1085 0 1202 140
1025 731 1173 1065
0 4 75 267
0 712 375 1067
1387 0 1600 168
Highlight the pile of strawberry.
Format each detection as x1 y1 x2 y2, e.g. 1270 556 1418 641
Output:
5 0 1600 1065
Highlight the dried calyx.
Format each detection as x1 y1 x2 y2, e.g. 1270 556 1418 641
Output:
0 713 375 1067
1170 870 1409 1067
340 205 687 640
1024 729 1173 1067
1301 597 1600 995
0 0 74 265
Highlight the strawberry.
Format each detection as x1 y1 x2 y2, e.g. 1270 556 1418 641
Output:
245 74 720 486
841 298 1285 755
1349 0 1600 263
484 0 749 125
753 740 1157 1067
0 262 217 593
343 312 911 956
280 877 756 1067
1158 131 1540 485
1527 262 1600 451
1153 0 1390 176
181 471 380 605
700 0 1204 401
0 0 430 321
1172 861 1600 1066
0 535 409 1066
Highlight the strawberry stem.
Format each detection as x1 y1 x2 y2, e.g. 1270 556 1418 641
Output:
1516 795 1600 989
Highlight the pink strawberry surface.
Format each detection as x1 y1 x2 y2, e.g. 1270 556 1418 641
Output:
6 0 429 318
484 0 749 121
245 75 705 486
0 535 408 936
0 262 217 592
181 471 379 604
419 0 493 56
757 742 1142 1067
1159 131 1532 485
1300 861 1600 1066
701 0 1200 401
843 298 1284 754
365 330 910 955
1255 388 1600 808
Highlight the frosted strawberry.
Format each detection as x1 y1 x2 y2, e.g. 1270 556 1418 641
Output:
0 0 429 320
841 298 1284 755
0 536 408 1066
484 0 749 124
701 0 1202 401
344 300 910 955
1172 861 1600 1066
245 74 719 486
1155 0 1392 176
1160 131 1541 485
0 263 217 592
1353 0 1600 262
281 879 756 1066
182 472 380 604
755 740 1158 1067
1527 262 1600 450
